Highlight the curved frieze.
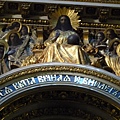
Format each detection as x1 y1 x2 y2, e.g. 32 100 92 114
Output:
0 63 120 120
0 63 120 85
0 63 120 105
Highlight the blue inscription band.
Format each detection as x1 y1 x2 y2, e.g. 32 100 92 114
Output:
0 74 120 101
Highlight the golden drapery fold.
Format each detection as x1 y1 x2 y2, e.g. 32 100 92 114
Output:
44 30 79 46
38 43 89 65
105 56 120 76
105 43 120 76
21 30 90 66
21 43 89 66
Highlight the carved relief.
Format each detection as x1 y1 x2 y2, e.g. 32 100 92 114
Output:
99 8 109 22
20 3 31 18
0 1 120 120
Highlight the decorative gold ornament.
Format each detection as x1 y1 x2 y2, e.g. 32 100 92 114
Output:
9 21 22 32
104 28 117 37
116 44 120 57
22 24 30 33
106 38 120 76
0 64 120 86
0 39 9 60
105 56 120 76
49 7 81 30
82 43 98 55
108 37 120 49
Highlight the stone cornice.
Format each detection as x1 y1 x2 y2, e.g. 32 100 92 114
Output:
1 0 120 8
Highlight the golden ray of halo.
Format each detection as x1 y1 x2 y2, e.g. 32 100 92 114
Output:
104 28 117 36
22 24 30 33
9 21 22 32
49 7 81 30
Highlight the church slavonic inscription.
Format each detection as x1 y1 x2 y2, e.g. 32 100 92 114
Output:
0 74 120 101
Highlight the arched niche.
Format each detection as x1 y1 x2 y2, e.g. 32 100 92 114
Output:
0 63 120 120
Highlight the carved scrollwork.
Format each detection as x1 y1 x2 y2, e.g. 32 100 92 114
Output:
20 3 31 18
99 8 109 22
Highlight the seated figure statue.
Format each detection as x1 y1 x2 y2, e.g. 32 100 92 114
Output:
44 15 81 46
0 40 9 74
21 15 90 66
0 21 22 40
39 33 90 64
105 38 120 76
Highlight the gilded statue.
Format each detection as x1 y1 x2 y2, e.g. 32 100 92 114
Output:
44 15 80 46
21 8 90 66
103 28 119 46
44 7 80 45
82 43 102 67
90 31 106 47
105 38 120 76
6 31 22 67
0 21 22 40
0 40 9 74
15 25 35 62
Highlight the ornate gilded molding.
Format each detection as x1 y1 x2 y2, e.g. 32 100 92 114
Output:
20 3 31 18
0 18 120 29
0 18 49 26
99 8 109 22
0 63 120 86
79 22 120 29
0 1 120 29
